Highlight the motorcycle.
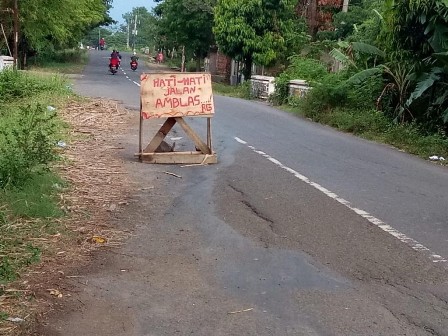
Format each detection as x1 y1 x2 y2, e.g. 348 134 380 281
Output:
130 60 138 71
109 57 119 75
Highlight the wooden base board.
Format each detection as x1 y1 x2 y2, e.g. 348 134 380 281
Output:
136 151 217 164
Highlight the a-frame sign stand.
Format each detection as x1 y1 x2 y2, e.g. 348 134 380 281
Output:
138 116 217 164
136 72 217 165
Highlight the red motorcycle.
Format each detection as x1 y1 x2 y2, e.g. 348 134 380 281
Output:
109 57 119 75
130 60 138 71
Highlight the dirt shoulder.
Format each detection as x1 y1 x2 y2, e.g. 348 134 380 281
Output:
0 98 145 335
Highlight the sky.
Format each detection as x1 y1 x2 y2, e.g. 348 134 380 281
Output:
109 0 156 24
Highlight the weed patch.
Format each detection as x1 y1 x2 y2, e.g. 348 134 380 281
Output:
0 172 64 285
0 70 69 106
0 173 65 219
0 104 60 188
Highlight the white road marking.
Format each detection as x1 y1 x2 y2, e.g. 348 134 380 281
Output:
234 136 447 264
133 81 141 87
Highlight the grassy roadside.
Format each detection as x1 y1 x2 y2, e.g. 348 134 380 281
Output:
0 68 75 333
0 59 90 335
212 83 448 163
27 49 89 75
0 53 133 335
212 82 251 99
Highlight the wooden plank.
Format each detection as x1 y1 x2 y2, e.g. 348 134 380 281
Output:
139 100 143 161
136 151 217 165
174 117 211 154
207 118 212 149
143 117 177 153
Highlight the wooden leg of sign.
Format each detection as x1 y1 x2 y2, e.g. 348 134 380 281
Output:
137 116 217 164
175 117 211 154
143 117 176 153
207 118 212 149
139 101 143 162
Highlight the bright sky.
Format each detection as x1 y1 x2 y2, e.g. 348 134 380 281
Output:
110 0 156 23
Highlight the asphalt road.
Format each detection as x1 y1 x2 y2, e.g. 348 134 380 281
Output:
42 49 448 335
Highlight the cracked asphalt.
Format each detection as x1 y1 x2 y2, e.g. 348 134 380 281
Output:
34 50 448 336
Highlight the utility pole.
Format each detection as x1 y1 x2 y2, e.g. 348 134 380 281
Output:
132 13 138 52
342 0 349 12
13 0 18 68
126 19 130 50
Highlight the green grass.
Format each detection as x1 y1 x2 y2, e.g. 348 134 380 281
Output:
0 172 65 284
0 70 72 108
0 311 8 321
29 61 86 75
290 104 448 162
0 173 65 219
212 82 251 99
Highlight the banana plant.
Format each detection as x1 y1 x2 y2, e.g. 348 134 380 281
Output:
406 52 448 122
329 41 385 69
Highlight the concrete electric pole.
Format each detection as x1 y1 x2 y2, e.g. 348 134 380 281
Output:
132 13 138 52
13 0 18 68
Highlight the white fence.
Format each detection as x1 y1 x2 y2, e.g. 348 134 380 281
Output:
250 75 276 99
0 56 14 71
288 80 310 98
250 76 311 101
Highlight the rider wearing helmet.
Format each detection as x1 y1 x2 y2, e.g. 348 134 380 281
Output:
109 49 119 69
130 51 139 62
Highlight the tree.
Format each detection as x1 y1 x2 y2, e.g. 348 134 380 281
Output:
22 0 108 50
0 0 111 61
123 7 159 52
154 0 216 70
213 0 301 80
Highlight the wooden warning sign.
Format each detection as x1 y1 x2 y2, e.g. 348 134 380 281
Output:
137 72 217 165
140 73 214 119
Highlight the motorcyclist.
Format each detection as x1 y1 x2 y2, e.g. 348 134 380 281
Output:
131 51 139 62
109 49 120 70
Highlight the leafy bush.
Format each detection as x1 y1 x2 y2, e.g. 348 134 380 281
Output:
270 72 291 105
0 104 58 188
286 55 328 82
299 72 350 118
347 73 384 110
271 56 328 105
